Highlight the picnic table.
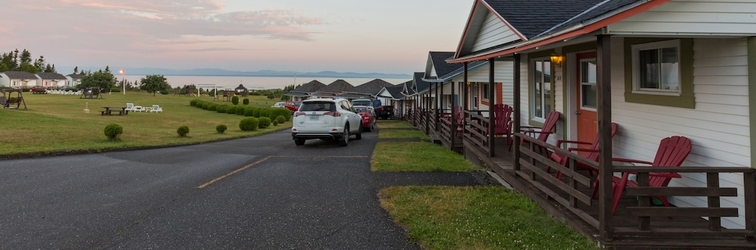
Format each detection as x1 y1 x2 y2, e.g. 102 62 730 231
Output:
101 106 128 116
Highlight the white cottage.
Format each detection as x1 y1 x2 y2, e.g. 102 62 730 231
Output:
0 71 39 88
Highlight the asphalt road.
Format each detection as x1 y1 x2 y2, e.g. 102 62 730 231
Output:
0 128 484 249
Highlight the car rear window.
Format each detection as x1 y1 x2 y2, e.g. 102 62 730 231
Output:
354 107 367 113
352 100 371 106
300 101 337 112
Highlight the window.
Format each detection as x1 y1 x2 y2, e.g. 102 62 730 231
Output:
632 40 680 94
471 83 478 109
624 38 694 108
482 82 490 101
532 59 552 120
580 59 597 110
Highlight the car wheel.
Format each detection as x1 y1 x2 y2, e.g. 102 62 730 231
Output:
355 125 362 140
364 124 371 132
339 125 349 146
294 138 305 146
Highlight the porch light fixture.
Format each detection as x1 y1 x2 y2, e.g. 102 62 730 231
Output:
550 52 563 67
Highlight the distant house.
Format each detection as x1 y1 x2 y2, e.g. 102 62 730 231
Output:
377 80 412 118
0 71 39 88
37 72 67 88
285 80 326 101
66 73 84 88
346 79 395 100
314 79 354 98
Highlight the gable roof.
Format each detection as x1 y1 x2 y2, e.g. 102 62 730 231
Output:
37 72 67 80
320 79 354 92
1 71 38 79
290 80 326 93
66 73 85 80
452 0 661 62
424 51 462 81
411 72 432 94
351 79 395 95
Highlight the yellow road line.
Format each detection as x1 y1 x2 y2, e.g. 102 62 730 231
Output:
197 156 272 189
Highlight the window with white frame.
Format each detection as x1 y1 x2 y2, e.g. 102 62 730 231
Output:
482 82 489 101
532 59 552 120
632 39 680 94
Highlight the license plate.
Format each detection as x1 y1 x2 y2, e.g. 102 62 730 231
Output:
309 116 318 121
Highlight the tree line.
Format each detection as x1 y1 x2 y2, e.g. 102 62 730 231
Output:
0 49 56 73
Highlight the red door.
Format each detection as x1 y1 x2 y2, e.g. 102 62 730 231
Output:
576 52 598 153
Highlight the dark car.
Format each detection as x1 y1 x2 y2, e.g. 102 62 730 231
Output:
375 105 394 120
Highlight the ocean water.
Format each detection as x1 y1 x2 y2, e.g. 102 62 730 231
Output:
118 75 410 90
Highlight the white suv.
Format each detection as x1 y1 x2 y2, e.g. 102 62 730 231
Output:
291 98 363 146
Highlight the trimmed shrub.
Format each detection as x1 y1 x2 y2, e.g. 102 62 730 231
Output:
190 99 200 106
104 123 123 140
270 108 291 121
275 115 286 124
258 117 271 129
201 102 210 110
226 106 237 114
208 103 218 111
243 98 249 105
177 126 190 137
252 108 261 117
273 120 279 126
232 96 239 105
216 105 228 113
195 101 206 109
239 117 259 131
244 107 255 116
160 90 169 95
236 106 245 115
259 108 271 118
216 124 227 133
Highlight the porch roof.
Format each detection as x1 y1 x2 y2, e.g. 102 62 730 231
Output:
449 0 667 63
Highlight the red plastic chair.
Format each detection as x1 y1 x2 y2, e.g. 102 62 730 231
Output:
551 122 619 180
494 104 514 149
607 136 692 214
510 111 561 156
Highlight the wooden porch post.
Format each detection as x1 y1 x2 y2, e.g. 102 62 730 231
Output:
464 62 469 129
451 80 456 139
489 58 496 157
597 34 614 241
436 81 441 132
513 54 521 171
425 89 430 134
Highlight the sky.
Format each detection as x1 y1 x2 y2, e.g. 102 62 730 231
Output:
0 0 472 75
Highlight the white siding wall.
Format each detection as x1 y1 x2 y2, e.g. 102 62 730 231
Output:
609 37 750 229
608 0 756 36
472 11 520 52
0 74 8 87
448 61 515 117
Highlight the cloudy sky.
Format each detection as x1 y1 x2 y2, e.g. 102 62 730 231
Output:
0 0 472 74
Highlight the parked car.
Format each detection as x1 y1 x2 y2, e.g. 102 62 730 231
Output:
291 98 362 146
353 106 376 132
271 101 286 108
351 99 373 107
284 101 301 112
375 105 394 120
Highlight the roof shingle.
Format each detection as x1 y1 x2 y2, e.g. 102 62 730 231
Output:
351 79 395 95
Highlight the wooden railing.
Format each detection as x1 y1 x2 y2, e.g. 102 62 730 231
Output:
463 110 490 154
514 133 756 241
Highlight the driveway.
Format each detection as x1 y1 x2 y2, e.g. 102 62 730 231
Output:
0 128 483 249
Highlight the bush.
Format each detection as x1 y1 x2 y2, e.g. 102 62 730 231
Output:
195 101 206 108
208 103 218 111
244 107 255 116
236 106 245 115
273 120 279 126
275 115 286 124
232 96 239 105
177 126 190 137
258 117 271 129
216 105 228 113
259 108 271 118
243 98 249 105
190 99 200 106
110 88 121 93
201 102 210 110
216 124 227 133
21 88 30 92
226 106 237 114
160 90 169 95
104 123 123 140
239 117 259 131
271 108 291 121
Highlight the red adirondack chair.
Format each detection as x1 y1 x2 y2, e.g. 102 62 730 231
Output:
452 106 463 135
510 111 561 156
494 104 514 149
606 136 692 214
551 122 619 180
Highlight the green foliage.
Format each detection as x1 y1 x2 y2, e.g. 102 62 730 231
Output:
273 120 279 126
208 103 218 111
104 123 123 140
216 105 228 113
160 90 169 95
232 96 239 105
244 107 255 116
139 75 171 96
239 117 259 131
80 70 116 90
235 106 245 115
243 98 249 105
266 93 275 99
0 49 55 73
110 88 121 93
216 124 227 134
195 101 206 109
177 126 189 137
190 99 200 106
226 106 237 114
259 108 270 118
275 115 286 124
201 102 210 110
258 117 271 129
271 109 291 121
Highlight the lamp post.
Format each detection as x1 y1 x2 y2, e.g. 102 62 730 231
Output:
119 69 125 95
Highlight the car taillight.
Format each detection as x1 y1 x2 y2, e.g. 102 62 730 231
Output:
324 111 341 117
379 107 383 112
294 112 306 117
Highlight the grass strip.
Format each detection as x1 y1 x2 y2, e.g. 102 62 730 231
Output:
379 186 598 250
371 141 479 172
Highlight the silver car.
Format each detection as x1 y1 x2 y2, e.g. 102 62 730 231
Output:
291 98 363 146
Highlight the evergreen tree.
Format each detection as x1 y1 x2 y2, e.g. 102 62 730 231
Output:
104 66 110 73
73 66 78 74
20 49 31 65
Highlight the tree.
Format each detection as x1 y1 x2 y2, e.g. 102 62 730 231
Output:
73 66 78 74
20 49 31 65
139 75 171 96
80 70 116 90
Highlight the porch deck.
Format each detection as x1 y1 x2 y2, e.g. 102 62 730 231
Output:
464 137 756 249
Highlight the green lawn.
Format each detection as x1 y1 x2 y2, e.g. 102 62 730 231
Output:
0 91 290 157
371 141 479 172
